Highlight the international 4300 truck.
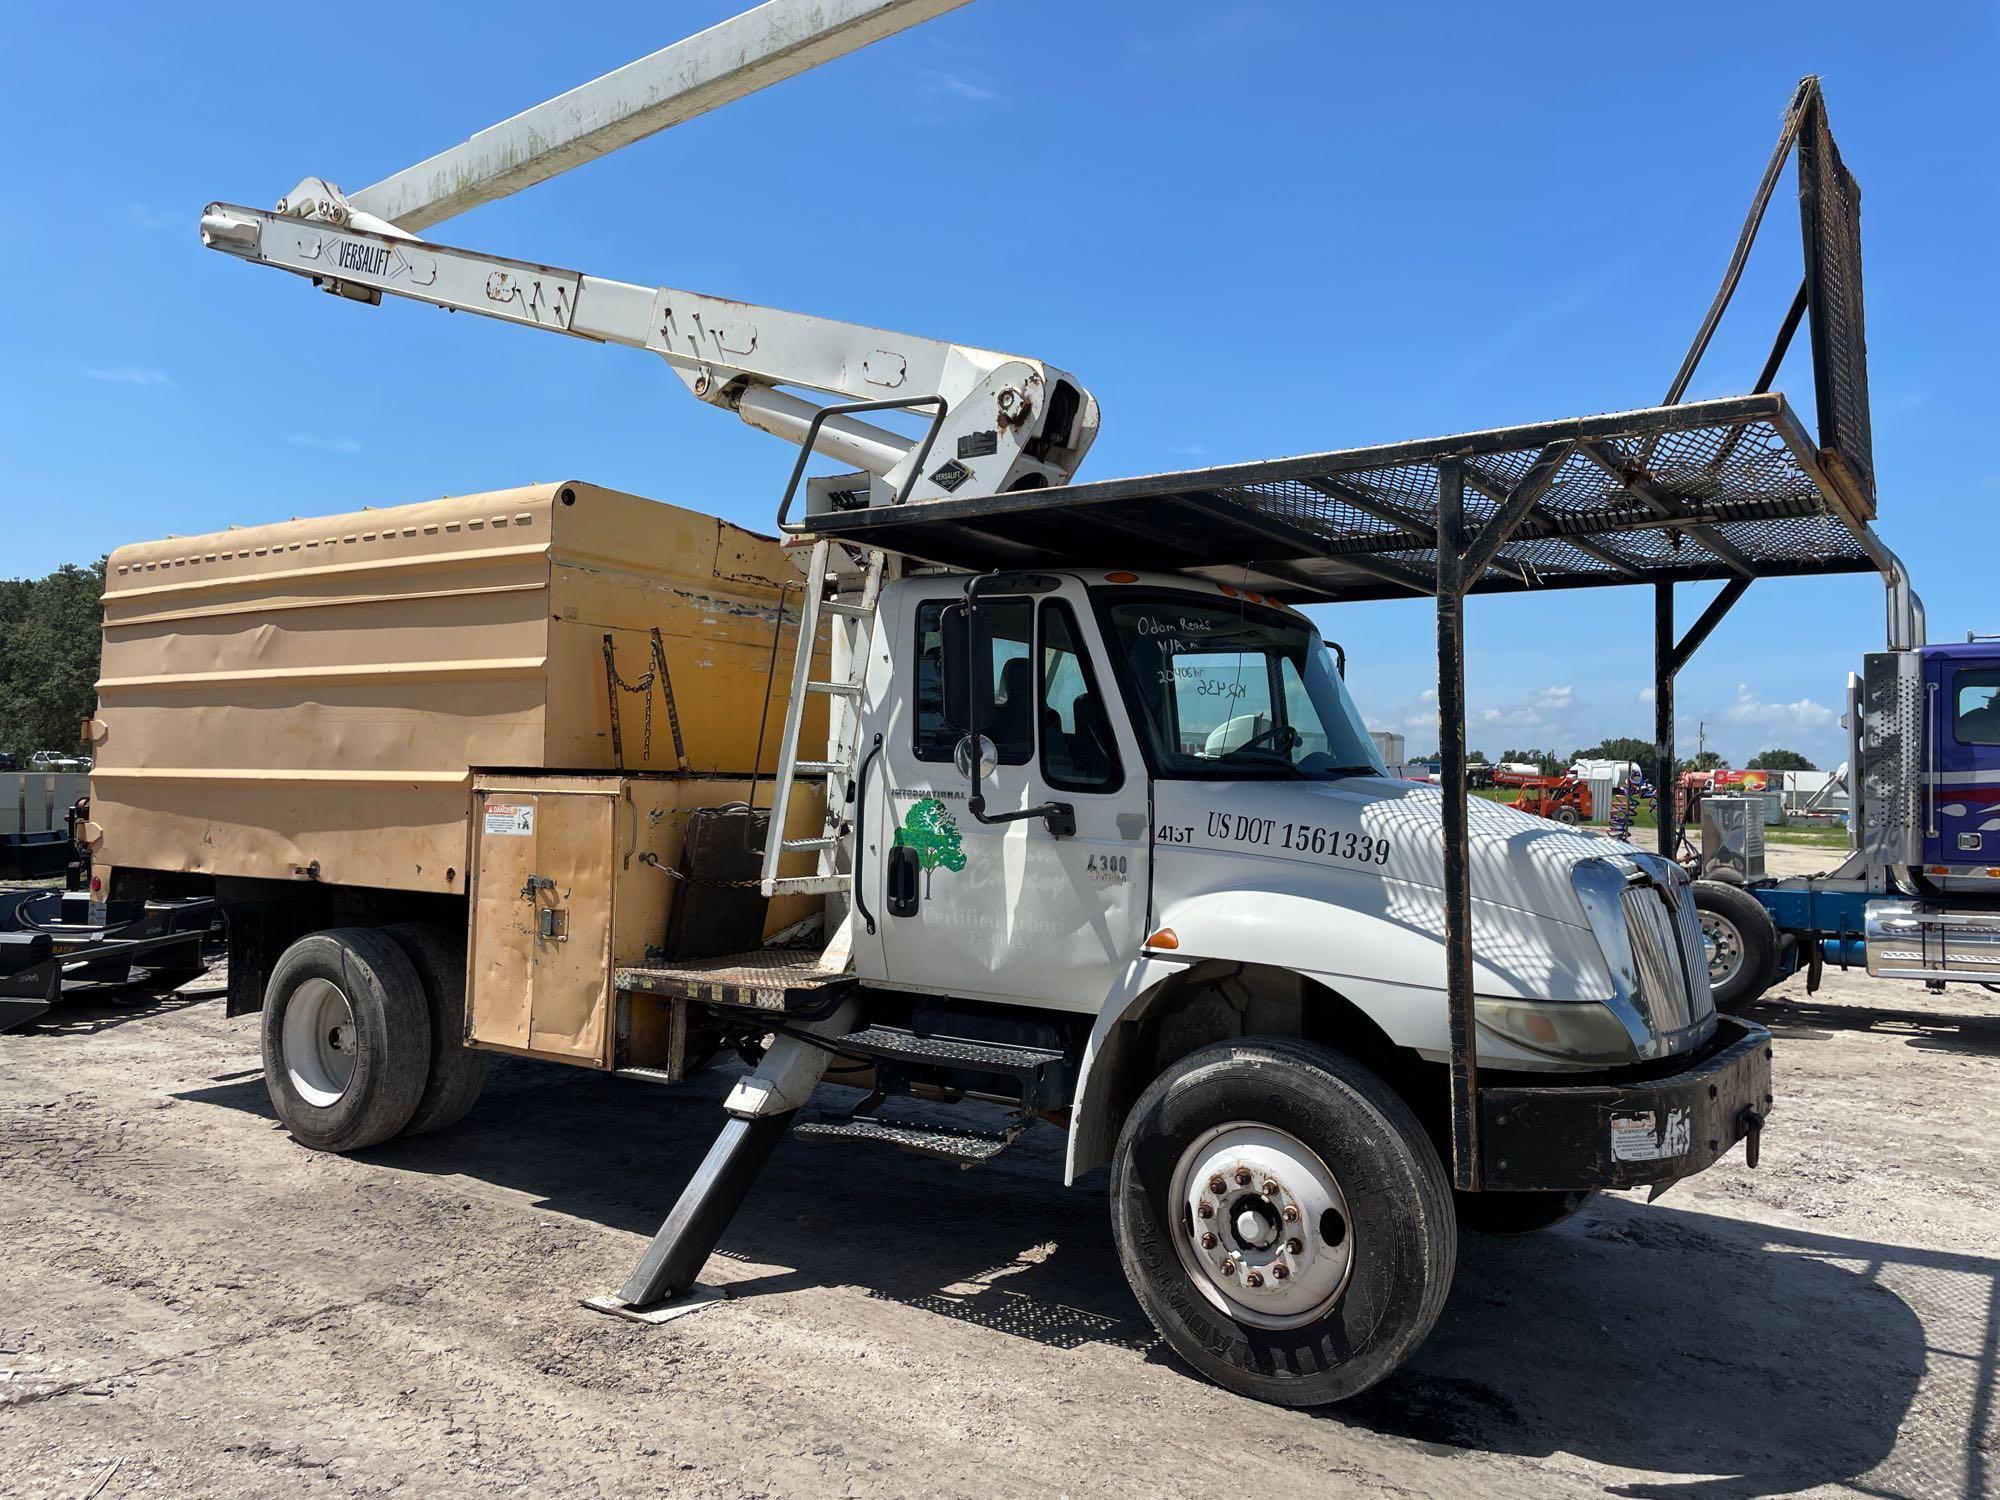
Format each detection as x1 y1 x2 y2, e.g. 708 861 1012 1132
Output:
66 2 1936 1408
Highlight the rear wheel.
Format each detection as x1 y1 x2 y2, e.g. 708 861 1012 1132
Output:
262 928 430 1152
383 923 488 1137
1110 1036 1455 1407
1691 879 1779 1009
1554 805 1581 826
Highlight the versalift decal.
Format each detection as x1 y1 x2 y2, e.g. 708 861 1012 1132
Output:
335 239 394 276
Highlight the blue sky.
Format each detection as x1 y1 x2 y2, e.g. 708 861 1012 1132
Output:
6 1 1995 770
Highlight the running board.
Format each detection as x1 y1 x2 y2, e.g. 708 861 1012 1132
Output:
794 1110 1026 1167
831 1025 1068 1108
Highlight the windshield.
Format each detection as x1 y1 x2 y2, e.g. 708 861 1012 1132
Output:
1096 591 1385 780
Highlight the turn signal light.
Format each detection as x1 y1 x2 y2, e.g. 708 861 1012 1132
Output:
1145 927 1180 950
1103 571 1139 584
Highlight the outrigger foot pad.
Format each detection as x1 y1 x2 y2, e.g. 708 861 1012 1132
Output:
580 1285 727 1324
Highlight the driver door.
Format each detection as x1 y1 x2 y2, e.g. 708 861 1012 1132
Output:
869 583 1149 1011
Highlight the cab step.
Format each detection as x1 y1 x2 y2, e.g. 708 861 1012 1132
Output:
832 1026 1067 1105
792 1109 1026 1167
836 1025 1064 1075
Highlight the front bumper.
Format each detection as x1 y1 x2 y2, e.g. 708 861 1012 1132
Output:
1477 1016 1772 1192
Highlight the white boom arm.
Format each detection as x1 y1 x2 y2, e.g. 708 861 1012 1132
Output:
347 0 972 235
197 0 1098 503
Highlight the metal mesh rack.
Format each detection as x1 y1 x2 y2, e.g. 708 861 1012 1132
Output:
800 76 1900 1199
807 391 1887 605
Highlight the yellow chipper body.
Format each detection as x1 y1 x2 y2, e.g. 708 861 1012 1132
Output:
89 480 827 1072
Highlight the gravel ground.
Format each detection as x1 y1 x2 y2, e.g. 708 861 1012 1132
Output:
3 848 1996 1498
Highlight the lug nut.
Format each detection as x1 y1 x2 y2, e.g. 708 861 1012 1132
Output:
1234 1167 1253 1187
1262 1178 1280 1197
1200 1231 1217 1249
1220 1259 1236 1276
1245 1270 1265 1288
1285 1238 1302 1255
1271 1262 1290 1280
1207 1174 1226 1195
1196 1200 1214 1219
1282 1204 1300 1222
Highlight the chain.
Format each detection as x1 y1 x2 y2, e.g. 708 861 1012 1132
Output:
602 629 690 771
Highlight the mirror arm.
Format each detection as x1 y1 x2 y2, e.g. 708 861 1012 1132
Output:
961 572 1076 839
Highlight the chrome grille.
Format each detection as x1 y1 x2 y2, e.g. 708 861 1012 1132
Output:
1618 880 1710 1033
1671 880 1717 1021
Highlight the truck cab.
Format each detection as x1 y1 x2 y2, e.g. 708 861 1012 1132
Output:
1919 640 2000 871
838 566 1740 1187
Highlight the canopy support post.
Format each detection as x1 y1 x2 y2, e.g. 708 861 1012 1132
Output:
1655 582 1678 858
1435 456 1480 1191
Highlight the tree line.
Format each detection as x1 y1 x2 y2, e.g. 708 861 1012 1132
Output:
1419 738 1817 784
0 561 105 757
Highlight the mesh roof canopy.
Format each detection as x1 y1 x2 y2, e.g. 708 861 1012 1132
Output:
807 392 1889 604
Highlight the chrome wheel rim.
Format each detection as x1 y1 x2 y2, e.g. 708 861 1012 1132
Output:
1168 1121 1353 1330
1699 911 1745 989
284 977 357 1107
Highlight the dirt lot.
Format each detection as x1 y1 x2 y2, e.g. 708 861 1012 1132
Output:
4 846 1997 1498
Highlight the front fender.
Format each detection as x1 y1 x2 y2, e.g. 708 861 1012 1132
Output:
1062 886 1618 1184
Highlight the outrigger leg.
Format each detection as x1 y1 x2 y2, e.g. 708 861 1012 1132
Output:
585 999 858 1321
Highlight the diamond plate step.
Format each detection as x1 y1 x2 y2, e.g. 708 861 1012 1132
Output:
836 1025 1064 1085
792 1113 1021 1167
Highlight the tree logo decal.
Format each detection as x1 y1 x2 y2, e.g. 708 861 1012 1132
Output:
895 797 967 895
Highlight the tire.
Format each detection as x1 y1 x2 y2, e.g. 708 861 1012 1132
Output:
262 928 431 1153
1109 1036 1456 1407
1554 805 1581 826
1691 879 1779 1009
1455 1188 1595 1235
383 923 489 1137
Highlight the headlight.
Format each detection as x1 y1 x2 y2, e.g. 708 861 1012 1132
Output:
1476 996 1643 1065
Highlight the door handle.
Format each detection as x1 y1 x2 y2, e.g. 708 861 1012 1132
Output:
886 843 920 917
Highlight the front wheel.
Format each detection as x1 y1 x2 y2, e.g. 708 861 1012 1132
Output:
1690 879 1779 1009
1109 1036 1456 1407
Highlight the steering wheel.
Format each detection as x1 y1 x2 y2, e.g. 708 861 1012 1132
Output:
1229 721 1299 756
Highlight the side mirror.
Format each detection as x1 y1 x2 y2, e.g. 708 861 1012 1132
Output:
940 602 993 732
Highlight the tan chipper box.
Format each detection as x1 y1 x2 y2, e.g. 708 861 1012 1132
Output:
91 481 826 897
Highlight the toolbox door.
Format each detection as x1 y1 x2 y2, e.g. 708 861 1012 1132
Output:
469 785 617 1064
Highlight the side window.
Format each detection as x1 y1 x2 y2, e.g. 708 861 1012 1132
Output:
912 598 1033 764
1039 601 1122 793
1955 668 2000 746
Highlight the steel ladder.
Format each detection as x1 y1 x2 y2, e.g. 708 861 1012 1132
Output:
758 538 886 898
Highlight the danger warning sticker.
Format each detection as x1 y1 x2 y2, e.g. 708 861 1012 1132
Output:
484 803 534 837
1609 1108 1691 1163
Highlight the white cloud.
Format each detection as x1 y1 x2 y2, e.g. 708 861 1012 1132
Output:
1380 682 1579 749
1722 682 1835 735
920 69 995 102
287 432 363 454
1637 685 1656 704
83 366 171 386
